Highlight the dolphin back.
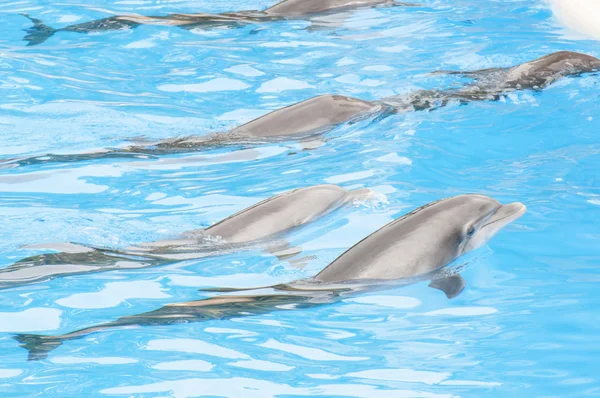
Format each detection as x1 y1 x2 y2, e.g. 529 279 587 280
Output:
314 197 472 282
204 185 353 243
504 51 600 89
231 95 378 139
264 0 399 17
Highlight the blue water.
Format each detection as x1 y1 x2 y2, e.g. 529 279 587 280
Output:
1 0 599 396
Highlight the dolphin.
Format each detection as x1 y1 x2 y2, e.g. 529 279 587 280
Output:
263 0 404 17
21 0 416 46
0 184 372 290
128 93 381 152
14 194 526 360
380 51 600 110
0 94 383 169
2 51 597 170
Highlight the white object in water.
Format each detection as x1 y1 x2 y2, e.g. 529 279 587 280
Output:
551 0 600 40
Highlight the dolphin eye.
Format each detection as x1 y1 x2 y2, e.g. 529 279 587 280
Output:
466 226 475 238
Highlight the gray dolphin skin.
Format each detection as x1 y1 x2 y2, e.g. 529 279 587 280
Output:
263 0 404 17
14 194 526 360
1 52 597 170
0 94 382 169
21 0 415 46
380 51 600 111
126 93 381 153
0 184 372 290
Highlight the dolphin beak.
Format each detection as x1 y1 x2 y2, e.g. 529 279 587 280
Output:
483 202 526 230
463 201 526 252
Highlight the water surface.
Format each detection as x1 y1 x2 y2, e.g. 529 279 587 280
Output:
0 0 599 396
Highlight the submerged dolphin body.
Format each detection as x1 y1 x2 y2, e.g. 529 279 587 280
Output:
380 51 600 110
2 52 598 170
0 94 382 169
14 194 526 360
21 0 414 46
0 184 372 290
127 94 381 153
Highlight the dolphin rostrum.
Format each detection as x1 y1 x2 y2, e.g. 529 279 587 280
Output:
0 184 372 290
14 194 526 360
21 0 416 46
2 51 597 170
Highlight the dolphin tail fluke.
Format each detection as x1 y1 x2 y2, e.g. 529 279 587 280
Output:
21 14 57 46
14 334 63 361
198 286 262 293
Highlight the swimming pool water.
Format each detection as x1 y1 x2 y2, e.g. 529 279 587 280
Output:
0 0 599 397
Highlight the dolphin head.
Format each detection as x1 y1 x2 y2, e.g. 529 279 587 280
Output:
556 51 600 74
535 51 600 78
506 51 600 89
454 195 526 255
311 194 525 285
